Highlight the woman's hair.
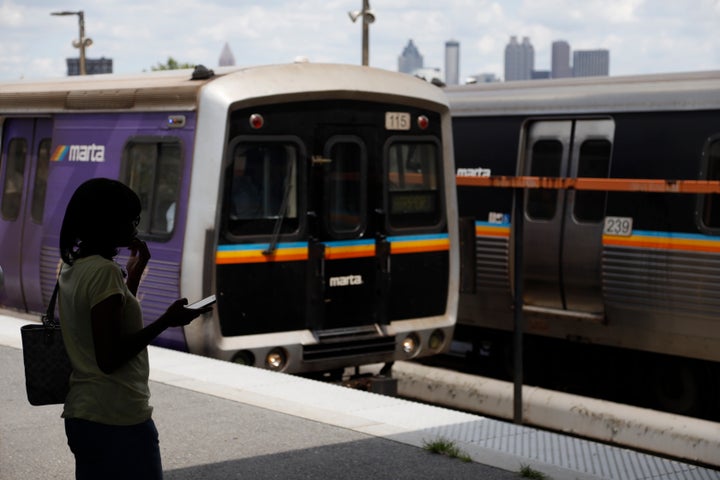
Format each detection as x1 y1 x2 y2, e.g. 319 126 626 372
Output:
59 178 142 264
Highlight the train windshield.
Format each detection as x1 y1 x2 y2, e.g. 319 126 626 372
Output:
386 141 442 229
224 141 299 236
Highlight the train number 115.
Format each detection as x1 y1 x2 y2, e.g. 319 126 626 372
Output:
385 112 411 131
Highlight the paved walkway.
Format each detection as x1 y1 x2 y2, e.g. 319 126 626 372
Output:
2 312 718 480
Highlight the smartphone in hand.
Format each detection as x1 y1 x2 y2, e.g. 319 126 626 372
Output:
185 294 216 310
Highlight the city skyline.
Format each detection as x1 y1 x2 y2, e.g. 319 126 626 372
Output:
400 35 608 83
1 1 719 82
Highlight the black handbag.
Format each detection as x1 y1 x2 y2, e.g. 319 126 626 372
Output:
20 281 73 406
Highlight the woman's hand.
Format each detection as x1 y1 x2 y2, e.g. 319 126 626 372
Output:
162 299 214 327
126 238 150 295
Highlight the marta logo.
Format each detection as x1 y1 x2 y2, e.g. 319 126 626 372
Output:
51 144 106 162
456 167 491 177
329 275 363 287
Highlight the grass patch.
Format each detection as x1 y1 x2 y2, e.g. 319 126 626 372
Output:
519 464 549 479
422 437 472 463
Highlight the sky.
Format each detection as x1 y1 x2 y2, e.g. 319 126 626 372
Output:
1 0 719 82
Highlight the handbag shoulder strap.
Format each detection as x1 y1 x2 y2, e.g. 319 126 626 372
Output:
44 266 61 327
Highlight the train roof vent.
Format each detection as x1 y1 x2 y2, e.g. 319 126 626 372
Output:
191 65 215 80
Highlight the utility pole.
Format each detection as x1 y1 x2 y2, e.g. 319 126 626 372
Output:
51 10 93 75
348 0 375 66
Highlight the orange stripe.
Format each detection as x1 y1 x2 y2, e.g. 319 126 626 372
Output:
391 239 449 254
324 245 375 260
476 226 510 237
457 176 720 193
216 248 308 264
603 236 720 253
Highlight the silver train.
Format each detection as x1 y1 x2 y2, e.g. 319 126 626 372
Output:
446 71 720 418
0 63 458 376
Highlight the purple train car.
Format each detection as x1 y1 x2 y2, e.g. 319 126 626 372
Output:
0 63 458 376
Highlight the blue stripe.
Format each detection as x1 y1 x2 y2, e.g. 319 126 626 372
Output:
387 233 449 242
476 220 511 228
632 230 720 241
217 242 307 252
323 239 375 247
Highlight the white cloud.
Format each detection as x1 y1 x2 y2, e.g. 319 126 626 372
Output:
0 1 24 28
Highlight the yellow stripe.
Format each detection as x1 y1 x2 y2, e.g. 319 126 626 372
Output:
391 238 449 254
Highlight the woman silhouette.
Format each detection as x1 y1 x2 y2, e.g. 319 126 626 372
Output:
58 178 212 479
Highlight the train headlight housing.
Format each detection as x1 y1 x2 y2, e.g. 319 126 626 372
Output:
401 333 420 356
428 329 445 351
232 350 255 367
265 348 287 371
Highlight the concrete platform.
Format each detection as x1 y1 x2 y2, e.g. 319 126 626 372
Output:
1 312 718 480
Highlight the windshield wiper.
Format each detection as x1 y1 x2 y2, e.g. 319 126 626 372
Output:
263 159 293 256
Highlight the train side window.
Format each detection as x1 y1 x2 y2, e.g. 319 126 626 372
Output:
700 138 720 229
30 138 52 223
527 140 562 220
386 141 441 229
1 138 27 221
325 139 365 236
225 141 299 236
574 139 611 222
123 139 182 239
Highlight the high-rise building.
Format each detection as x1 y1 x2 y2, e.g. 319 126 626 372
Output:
444 40 460 85
551 40 572 78
66 57 113 76
504 36 534 81
531 70 550 79
398 39 423 74
573 50 610 77
219 43 236 67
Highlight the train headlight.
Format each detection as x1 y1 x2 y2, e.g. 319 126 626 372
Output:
428 329 445 351
401 334 420 356
417 115 429 130
265 348 287 370
232 350 255 367
249 113 264 129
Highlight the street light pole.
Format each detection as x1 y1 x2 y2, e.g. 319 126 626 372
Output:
51 10 93 75
348 0 375 66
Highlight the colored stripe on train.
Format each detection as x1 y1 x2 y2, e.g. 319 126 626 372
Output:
475 221 511 237
473 220 720 254
216 234 450 265
50 145 69 162
324 239 375 260
216 242 309 264
603 230 720 253
387 233 450 254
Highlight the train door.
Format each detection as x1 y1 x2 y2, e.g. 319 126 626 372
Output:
522 119 613 315
309 134 378 331
0 117 53 312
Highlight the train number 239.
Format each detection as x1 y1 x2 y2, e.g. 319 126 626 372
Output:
603 216 633 237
